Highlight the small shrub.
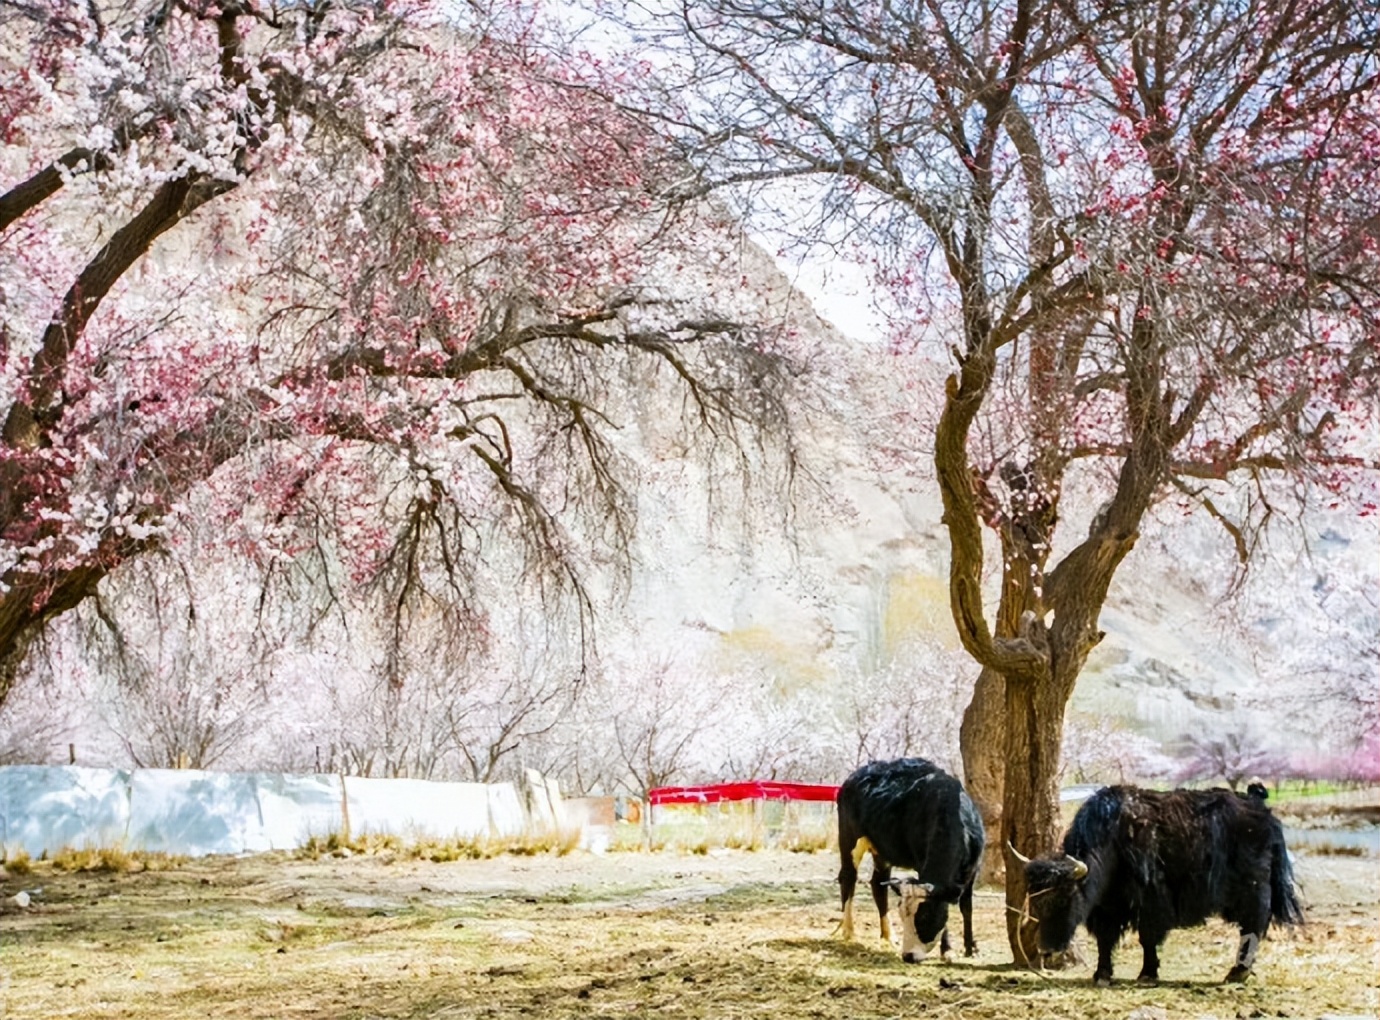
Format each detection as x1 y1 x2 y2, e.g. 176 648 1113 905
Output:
1307 841 1371 858
522 826 583 857
606 826 650 853
414 836 492 861
782 832 831 854
720 830 763 852
352 833 404 856
130 852 188 872
45 846 185 874
298 834 333 859
296 827 585 862
3 849 33 875
51 846 133 873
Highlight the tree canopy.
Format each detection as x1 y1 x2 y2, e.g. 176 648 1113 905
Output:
625 0 1380 959
0 0 805 702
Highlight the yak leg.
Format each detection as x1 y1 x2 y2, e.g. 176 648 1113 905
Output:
1136 928 1164 985
1226 932 1261 984
868 855 894 943
1225 883 1272 983
1089 920 1118 987
838 835 867 940
959 880 978 957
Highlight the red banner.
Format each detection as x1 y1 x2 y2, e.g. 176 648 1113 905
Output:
648 781 840 806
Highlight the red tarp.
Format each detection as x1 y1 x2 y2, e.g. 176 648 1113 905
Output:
648 781 840 806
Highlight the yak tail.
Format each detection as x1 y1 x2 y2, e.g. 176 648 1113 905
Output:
1269 826 1306 926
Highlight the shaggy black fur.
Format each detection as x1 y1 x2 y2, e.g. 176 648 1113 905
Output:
1024 783 1304 985
836 758 985 960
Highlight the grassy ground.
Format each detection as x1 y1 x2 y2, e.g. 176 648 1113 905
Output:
1 847 1375 1020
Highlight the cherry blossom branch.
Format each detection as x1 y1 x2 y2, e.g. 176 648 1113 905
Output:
0 148 114 234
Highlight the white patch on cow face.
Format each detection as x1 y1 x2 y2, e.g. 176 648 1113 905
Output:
894 880 938 963
900 933 940 963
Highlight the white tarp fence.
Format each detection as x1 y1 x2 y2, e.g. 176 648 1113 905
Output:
0 765 563 858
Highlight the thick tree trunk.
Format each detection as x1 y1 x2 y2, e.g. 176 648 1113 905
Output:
960 665 1006 884
1000 670 1072 965
996 593 1114 966
960 487 1054 887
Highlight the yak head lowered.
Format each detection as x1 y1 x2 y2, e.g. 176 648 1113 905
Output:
886 878 950 962
1013 846 1092 959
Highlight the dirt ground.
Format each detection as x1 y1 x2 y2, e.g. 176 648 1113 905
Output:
1 847 1375 1020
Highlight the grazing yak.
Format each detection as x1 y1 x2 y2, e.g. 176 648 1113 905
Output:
836 757 985 962
1017 783 1304 985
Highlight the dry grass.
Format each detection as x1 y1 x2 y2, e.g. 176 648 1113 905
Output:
297 826 585 863
2 845 188 875
0 847 1375 1020
45 846 190 874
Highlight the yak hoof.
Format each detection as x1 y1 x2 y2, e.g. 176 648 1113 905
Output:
1093 972 1113 988
1136 974 1160 987
964 945 977 958
1225 965 1252 984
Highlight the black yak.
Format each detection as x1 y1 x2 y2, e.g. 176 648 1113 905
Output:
1018 782 1304 985
836 757 985 962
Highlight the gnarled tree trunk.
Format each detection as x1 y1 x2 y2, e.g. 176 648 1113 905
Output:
998 655 1084 964
960 665 1005 884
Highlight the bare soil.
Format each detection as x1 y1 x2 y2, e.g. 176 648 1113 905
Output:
1 847 1375 1019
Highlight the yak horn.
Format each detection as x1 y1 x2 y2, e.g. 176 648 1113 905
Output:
1008 842 1033 865
1067 855 1089 880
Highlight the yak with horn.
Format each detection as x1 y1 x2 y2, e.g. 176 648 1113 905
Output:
1017 784 1302 986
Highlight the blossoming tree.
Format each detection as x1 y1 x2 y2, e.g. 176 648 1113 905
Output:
641 0 1380 960
0 0 801 702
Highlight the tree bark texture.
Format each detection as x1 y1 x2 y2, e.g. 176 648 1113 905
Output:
959 665 1006 884
999 665 1078 964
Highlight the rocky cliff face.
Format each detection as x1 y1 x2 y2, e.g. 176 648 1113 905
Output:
613 240 1377 767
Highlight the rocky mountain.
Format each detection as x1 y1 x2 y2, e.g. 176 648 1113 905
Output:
612 241 1377 772
2 228 1373 782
